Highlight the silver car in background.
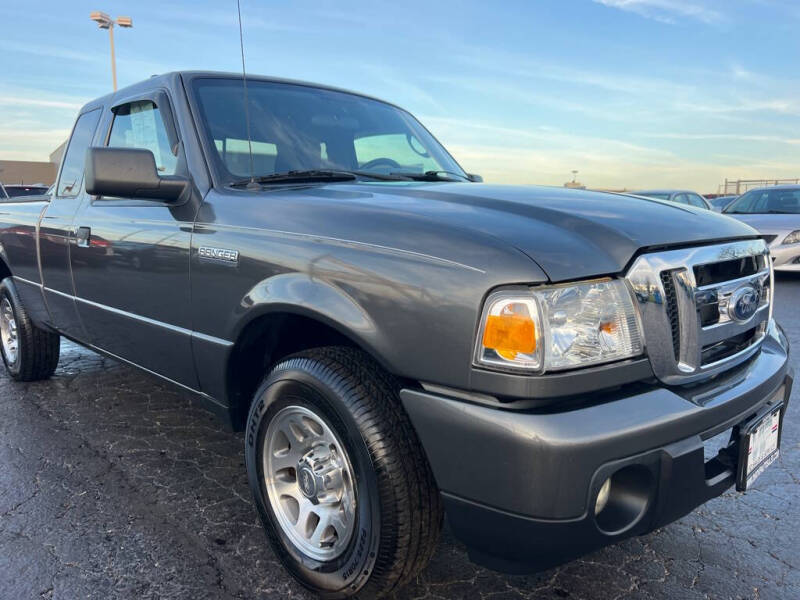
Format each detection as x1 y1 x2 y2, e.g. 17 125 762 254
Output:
709 195 738 212
634 189 712 210
724 185 800 272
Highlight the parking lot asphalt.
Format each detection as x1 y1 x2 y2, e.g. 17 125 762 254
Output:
0 273 798 600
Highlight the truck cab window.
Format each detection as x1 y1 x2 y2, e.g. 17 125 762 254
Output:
108 101 178 175
57 109 101 197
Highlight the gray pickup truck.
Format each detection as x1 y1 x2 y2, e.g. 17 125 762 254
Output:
0 72 792 599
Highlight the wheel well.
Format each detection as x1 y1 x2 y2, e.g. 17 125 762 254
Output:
0 257 11 281
226 312 357 430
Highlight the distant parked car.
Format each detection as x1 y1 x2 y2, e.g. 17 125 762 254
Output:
2 184 50 198
724 185 800 272
708 195 738 212
634 189 712 210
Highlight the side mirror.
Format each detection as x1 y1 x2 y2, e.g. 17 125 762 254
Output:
85 147 188 202
467 173 483 183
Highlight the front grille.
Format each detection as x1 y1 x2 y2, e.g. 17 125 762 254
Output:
626 240 770 385
660 271 680 360
701 329 758 365
698 299 719 327
693 255 760 286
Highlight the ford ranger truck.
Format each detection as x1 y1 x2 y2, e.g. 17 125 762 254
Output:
0 72 791 599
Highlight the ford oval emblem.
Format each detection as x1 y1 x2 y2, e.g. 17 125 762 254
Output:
730 285 760 323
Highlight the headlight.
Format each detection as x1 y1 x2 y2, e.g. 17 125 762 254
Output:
782 230 800 245
475 279 643 373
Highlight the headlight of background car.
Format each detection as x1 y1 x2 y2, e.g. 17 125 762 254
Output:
476 279 643 372
782 230 800 245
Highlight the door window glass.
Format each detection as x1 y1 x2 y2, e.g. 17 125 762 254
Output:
108 101 178 175
57 109 101 197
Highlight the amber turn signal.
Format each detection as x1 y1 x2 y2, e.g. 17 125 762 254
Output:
482 304 537 359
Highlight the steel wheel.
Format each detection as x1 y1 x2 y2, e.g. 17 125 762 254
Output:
263 404 357 562
0 297 18 365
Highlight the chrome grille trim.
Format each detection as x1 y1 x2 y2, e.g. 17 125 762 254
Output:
626 239 771 385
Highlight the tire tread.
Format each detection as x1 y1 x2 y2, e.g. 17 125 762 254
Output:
269 347 443 598
0 277 60 381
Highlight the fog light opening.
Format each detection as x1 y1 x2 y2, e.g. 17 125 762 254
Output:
595 465 653 535
595 477 611 516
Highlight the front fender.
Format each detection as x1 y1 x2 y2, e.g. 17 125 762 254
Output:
235 272 380 356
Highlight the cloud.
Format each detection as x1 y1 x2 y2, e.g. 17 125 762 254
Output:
449 47 690 97
0 127 71 162
422 74 637 122
593 0 724 24
419 116 800 192
0 96 84 111
638 132 800 145
423 116 675 159
0 40 99 63
673 97 800 116
446 139 799 192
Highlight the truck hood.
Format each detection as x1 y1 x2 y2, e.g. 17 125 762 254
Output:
333 183 759 282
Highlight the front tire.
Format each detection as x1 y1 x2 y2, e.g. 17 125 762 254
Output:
0 277 60 381
245 347 442 598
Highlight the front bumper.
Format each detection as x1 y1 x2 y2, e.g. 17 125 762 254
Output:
400 321 792 572
770 241 800 271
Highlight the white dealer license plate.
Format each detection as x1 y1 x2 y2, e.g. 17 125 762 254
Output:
737 404 783 491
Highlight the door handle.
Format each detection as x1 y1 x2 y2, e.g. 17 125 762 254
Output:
75 226 91 248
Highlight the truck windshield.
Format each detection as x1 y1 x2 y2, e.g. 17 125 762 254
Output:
191 78 466 184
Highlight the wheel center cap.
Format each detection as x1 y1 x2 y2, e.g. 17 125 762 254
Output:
298 466 317 498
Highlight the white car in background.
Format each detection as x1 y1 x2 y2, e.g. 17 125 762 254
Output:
724 185 800 272
633 189 712 210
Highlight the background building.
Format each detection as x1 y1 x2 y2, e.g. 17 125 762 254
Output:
0 160 57 186
0 140 66 187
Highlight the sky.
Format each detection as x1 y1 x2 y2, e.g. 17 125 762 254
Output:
1 0 799 193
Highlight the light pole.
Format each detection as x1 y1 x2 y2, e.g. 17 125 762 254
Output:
90 11 133 91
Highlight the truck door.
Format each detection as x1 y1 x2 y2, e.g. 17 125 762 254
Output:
69 92 199 389
39 108 102 340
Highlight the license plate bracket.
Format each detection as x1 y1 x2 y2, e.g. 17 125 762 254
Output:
736 401 784 491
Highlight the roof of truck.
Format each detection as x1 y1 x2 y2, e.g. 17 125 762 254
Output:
78 71 399 115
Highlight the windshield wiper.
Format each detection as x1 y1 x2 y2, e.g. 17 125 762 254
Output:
229 169 412 187
229 170 358 187
390 170 470 182
350 170 413 181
